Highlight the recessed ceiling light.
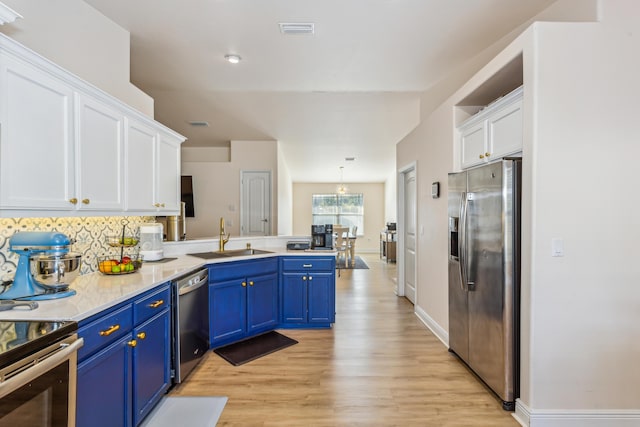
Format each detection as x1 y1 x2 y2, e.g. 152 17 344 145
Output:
224 54 241 64
279 23 315 35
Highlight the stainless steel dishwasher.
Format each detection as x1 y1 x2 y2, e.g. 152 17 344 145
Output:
172 268 209 383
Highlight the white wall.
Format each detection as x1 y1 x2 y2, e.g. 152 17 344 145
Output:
0 0 153 116
384 169 396 225
181 140 278 239
277 142 293 235
292 182 385 253
526 1 639 412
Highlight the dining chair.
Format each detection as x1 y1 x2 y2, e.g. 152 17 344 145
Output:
349 226 358 267
333 226 350 269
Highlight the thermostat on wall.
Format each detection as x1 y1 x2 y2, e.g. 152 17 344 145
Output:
431 182 440 199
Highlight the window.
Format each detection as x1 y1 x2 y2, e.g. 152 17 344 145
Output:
312 193 364 235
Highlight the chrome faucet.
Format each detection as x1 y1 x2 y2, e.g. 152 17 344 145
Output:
219 217 230 251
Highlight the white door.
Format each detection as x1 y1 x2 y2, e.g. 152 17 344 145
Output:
404 169 417 304
241 171 271 236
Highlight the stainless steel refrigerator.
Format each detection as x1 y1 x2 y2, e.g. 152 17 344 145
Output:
447 158 521 411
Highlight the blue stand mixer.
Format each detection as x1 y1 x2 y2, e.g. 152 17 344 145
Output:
2 232 81 301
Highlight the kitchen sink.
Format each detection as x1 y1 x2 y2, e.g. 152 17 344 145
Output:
188 249 273 259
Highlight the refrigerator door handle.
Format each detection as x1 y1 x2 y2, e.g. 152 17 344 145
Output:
459 192 468 291
461 192 475 292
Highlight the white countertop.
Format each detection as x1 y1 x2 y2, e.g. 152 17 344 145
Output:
0 236 334 322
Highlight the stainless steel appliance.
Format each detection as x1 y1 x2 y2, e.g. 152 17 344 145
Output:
311 224 333 250
172 268 209 383
448 158 521 410
0 320 83 425
165 202 187 241
2 232 80 301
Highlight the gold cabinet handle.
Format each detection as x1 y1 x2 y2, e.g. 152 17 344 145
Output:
137 332 146 340
479 154 485 159
161 203 165 207
82 198 90 204
69 198 78 205
99 324 120 336
154 203 160 207
302 276 307 281
485 152 491 157
242 281 247 287
128 340 137 347
249 281 254 286
149 300 164 308
309 276 313 281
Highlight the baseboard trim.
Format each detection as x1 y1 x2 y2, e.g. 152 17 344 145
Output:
515 400 640 427
414 305 448 347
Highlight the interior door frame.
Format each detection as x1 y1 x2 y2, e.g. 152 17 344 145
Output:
240 170 272 236
397 161 417 299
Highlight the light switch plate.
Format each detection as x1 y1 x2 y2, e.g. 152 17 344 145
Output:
551 238 564 257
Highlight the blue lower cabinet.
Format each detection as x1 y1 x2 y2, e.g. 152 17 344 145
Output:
209 277 247 345
209 272 278 347
76 284 171 427
77 335 132 427
209 259 278 348
280 257 336 328
133 310 171 426
247 272 279 334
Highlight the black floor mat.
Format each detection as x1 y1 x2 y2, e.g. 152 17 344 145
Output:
213 331 298 366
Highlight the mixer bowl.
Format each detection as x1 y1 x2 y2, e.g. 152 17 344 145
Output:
30 252 82 290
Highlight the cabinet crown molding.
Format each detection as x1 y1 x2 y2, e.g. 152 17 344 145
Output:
0 2 21 25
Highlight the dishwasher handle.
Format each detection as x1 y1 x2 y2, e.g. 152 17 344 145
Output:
177 271 209 296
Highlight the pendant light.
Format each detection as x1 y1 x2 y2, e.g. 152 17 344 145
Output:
336 166 348 195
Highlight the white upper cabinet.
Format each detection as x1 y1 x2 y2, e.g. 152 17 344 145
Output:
459 86 523 169
0 34 184 217
125 119 157 212
0 54 75 210
124 122 181 214
76 95 124 211
156 132 181 213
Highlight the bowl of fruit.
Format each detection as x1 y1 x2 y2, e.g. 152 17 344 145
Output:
106 235 139 247
97 256 142 275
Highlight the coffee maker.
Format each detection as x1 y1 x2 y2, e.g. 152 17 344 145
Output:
311 224 333 250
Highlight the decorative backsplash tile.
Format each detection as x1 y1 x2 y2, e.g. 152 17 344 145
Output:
0 216 155 282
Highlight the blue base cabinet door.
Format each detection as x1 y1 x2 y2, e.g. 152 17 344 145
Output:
307 272 335 323
247 272 278 334
281 273 308 323
133 310 171 426
209 277 247 345
77 335 133 427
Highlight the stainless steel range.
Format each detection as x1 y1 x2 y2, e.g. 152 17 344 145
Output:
0 320 83 425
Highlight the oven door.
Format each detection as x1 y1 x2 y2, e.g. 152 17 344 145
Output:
0 335 83 427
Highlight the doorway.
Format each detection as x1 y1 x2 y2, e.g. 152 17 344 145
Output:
398 164 417 304
240 170 271 236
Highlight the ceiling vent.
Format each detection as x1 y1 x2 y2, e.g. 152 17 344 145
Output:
279 23 314 35
345 157 356 162
188 121 210 127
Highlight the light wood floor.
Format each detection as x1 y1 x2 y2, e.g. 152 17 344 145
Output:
170 254 519 426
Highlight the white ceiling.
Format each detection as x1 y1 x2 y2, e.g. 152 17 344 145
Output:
85 0 554 183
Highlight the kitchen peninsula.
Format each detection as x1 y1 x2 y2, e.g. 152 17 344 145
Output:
0 237 336 427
